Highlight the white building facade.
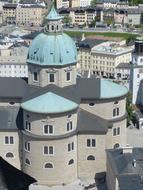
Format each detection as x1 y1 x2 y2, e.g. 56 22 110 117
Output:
130 37 143 104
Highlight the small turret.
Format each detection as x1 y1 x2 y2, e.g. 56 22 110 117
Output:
44 5 63 34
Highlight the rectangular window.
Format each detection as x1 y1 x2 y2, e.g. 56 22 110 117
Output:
68 142 74 152
4 136 14 145
67 121 73 131
43 146 54 155
113 127 120 136
66 72 70 81
49 73 55 83
87 139 96 147
33 72 38 81
117 127 120 135
24 141 30 151
25 121 31 131
113 108 119 117
44 125 53 134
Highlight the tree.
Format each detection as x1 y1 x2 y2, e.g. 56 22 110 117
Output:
63 16 72 24
128 0 143 5
126 35 136 45
126 92 134 126
91 0 96 6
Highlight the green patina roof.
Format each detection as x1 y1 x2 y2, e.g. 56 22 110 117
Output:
27 33 77 66
46 5 62 20
100 79 128 99
21 92 78 114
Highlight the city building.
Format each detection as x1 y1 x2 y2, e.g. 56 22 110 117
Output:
106 147 143 190
2 3 17 24
130 37 143 105
78 38 132 78
56 0 91 9
0 37 28 78
16 4 46 26
59 7 101 26
116 62 130 80
56 0 70 9
79 0 92 7
0 6 128 186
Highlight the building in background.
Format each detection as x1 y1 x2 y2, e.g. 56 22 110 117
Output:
130 37 143 105
16 4 46 26
2 3 17 24
78 37 132 79
106 147 143 190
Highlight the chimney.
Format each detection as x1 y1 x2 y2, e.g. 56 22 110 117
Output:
122 146 133 154
132 159 136 168
81 33 85 41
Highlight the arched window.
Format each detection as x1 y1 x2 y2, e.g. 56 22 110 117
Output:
25 158 31 165
87 155 95 160
6 152 14 158
68 159 74 165
114 143 120 149
51 25 54 31
114 101 118 105
44 163 53 169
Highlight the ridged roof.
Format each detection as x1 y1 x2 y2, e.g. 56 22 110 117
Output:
26 5 77 66
27 33 77 66
21 92 78 114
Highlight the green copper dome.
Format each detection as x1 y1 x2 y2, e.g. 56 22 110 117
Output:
27 33 77 66
27 6 77 66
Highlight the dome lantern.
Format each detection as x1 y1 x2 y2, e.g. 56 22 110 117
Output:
44 5 63 34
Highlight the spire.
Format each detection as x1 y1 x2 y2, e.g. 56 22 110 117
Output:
46 4 62 21
44 3 63 34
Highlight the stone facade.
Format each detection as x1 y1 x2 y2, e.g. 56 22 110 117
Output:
0 6 128 187
28 64 77 87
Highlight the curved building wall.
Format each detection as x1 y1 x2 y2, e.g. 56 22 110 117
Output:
80 97 126 120
22 134 77 185
78 134 106 180
28 64 77 87
106 118 127 149
23 110 78 136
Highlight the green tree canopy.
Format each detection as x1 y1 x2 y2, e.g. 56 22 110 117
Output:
63 16 72 24
126 92 134 126
128 0 143 5
91 0 96 6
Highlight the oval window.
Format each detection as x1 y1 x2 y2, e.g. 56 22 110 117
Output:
89 103 95 106
9 102 15 105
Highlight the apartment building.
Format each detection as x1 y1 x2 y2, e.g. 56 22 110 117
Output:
59 7 99 26
2 3 17 24
56 0 91 8
16 4 46 26
78 39 132 78
56 0 70 9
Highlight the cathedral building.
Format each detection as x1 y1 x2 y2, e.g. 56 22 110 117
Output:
0 6 128 186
